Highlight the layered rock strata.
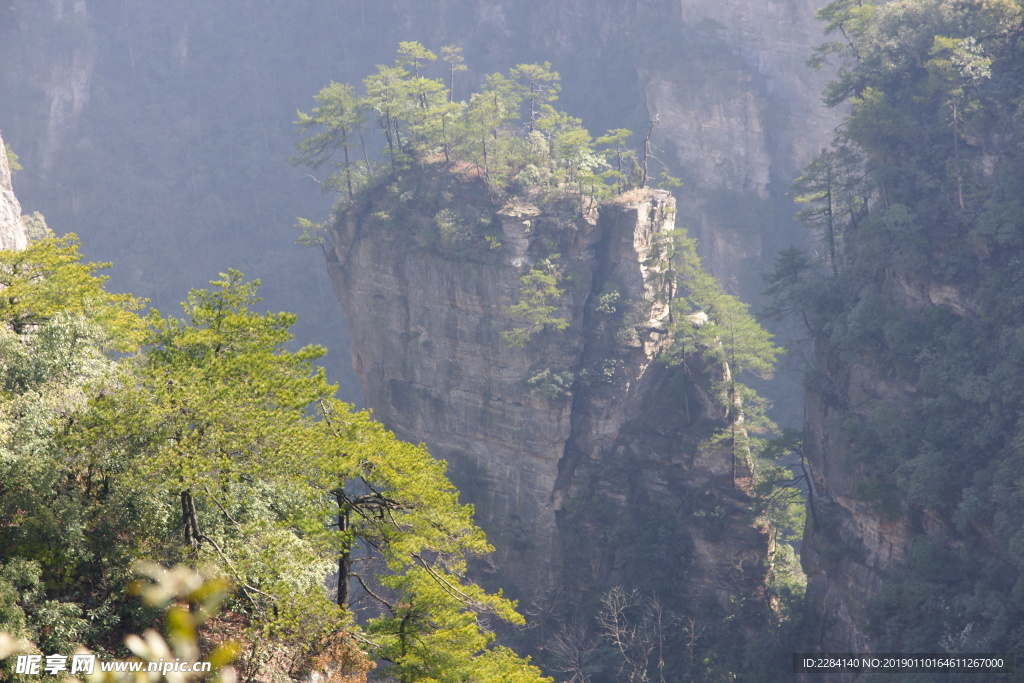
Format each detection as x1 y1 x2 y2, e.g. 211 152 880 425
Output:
327 169 769 618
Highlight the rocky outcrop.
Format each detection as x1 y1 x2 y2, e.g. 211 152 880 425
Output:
1 0 95 180
327 169 771 635
0 131 29 251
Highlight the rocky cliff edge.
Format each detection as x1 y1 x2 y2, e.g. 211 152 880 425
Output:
326 167 772 636
0 131 29 252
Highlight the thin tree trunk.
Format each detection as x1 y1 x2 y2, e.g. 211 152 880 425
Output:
952 112 965 209
336 493 351 607
342 134 354 201
641 118 656 188
181 490 202 550
360 132 371 177
826 165 837 276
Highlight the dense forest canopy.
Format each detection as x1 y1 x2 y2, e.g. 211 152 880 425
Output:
768 0 1024 665
0 236 550 681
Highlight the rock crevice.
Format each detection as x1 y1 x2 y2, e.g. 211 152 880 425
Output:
328 171 770 620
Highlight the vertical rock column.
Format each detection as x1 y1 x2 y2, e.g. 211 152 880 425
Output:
0 130 29 251
328 175 771 617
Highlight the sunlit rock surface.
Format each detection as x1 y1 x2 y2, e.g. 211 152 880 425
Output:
0 130 28 252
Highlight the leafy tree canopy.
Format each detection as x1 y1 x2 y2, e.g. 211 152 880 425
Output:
294 42 678 208
771 0 1024 659
0 241 550 682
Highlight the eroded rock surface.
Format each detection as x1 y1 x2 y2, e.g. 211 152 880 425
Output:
0 131 29 252
328 171 770 628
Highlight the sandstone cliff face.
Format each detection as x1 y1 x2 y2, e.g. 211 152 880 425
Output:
327 170 770 633
650 0 841 291
0 131 29 252
800 278 995 657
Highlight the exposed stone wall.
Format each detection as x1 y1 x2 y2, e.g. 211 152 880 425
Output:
327 173 770 622
0 131 29 252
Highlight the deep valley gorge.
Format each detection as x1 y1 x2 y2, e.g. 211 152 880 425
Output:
4 0 1024 681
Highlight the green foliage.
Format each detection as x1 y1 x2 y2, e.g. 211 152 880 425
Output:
502 257 569 347
791 145 870 275
527 368 575 399
2 563 240 683
614 300 648 348
295 44 654 210
4 143 22 174
0 234 144 344
294 216 328 249
595 129 639 194
781 0 1024 659
293 81 369 201
754 431 809 546
434 207 469 247
0 239 549 681
590 281 622 315
664 228 780 380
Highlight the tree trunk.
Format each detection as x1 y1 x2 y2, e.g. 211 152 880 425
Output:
181 489 202 550
336 493 351 607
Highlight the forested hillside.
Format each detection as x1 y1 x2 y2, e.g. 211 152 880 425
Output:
766 0 1024 669
0 234 551 681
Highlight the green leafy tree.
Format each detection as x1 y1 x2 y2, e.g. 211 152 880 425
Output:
294 81 369 202
421 99 467 164
502 257 569 347
791 145 870 275
550 115 604 189
461 72 522 185
440 45 467 102
112 272 546 678
393 44 448 156
596 128 637 194
925 35 991 209
396 41 436 79
363 64 414 171
0 237 150 667
510 63 561 133
665 230 779 379
0 234 144 342
0 242 549 679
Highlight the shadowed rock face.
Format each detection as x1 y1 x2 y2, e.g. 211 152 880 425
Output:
327 169 770 627
800 343 914 654
0 131 29 251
